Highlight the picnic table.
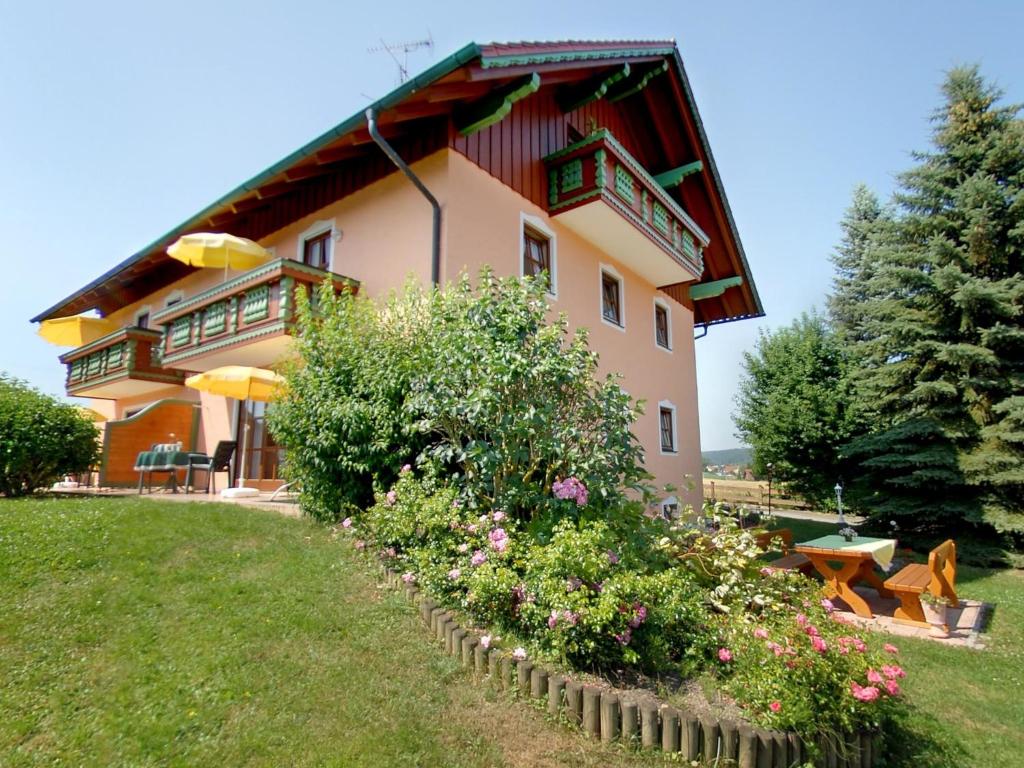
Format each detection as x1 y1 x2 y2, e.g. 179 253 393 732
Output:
794 535 897 618
134 449 209 494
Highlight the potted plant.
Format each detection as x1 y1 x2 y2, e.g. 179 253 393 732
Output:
920 592 951 638
839 526 858 542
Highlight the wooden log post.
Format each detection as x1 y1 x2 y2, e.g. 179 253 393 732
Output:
547 675 565 718
772 731 788 768
756 729 773 768
461 634 477 668
845 734 862 768
564 681 583 726
859 732 873 768
702 717 721 762
599 692 619 743
582 686 601 738
738 726 757 768
530 667 549 701
420 598 436 625
405 584 418 602
474 642 487 677
683 713 700 759
450 627 466 658
640 702 660 749
429 607 445 633
516 661 533 696
435 613 451 643
621 700 639 745
499 655 514 691
788 732 804 766
488 649 501 682
720 720 739 761
660 706 681 752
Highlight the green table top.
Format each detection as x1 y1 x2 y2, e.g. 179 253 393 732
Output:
134 450 208 471
796 535 897 569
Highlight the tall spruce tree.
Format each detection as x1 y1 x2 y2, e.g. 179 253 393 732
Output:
841 66 1024 549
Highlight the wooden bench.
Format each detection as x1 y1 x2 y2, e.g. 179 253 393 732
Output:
883 539 959 625
754 528 813 575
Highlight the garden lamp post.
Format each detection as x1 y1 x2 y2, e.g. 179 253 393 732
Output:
835 482 845 525
766 463 774 517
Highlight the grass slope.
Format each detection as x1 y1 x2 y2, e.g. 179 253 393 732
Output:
0 497 667 768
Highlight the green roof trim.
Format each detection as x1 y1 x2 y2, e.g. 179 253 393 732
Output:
606 60 669 103
689 276 743 301
478 45 676 69
457 73 541 136
556 63 631 112
653 160 703 189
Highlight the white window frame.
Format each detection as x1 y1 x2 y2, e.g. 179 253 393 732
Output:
519 212 557 297
296 218 339 271
653 296 673 352
658 399 678 455
133 304 153 329
164 290 185 308
599 264 626 331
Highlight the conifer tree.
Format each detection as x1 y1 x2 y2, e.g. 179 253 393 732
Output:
842 67 1023 548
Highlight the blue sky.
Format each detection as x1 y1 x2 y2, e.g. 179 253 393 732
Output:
1 0 1021 450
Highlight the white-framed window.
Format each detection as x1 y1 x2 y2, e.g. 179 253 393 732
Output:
134 305 153 329
599 264 625 330
296 218 338 271
164 290 185 308
658 400 678 455
653 297 672 351
519 213 557 296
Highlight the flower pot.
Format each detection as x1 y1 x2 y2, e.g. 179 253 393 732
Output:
921 600 949 638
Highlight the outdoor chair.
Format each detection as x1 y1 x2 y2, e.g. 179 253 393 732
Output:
184 441 237 494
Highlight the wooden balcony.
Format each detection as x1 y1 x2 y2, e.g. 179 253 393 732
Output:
60 327 185 399
544 129 708 286
150 258 357 372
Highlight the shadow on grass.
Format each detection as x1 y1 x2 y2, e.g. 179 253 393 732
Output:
880 705 968 768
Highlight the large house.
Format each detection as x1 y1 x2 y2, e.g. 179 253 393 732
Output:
32 40 762 510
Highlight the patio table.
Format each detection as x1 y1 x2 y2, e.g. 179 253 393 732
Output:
134 450 208 494
794 535 897 618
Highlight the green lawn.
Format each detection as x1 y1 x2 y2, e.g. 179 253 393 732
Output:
0 497 668 768
1 499 1021 767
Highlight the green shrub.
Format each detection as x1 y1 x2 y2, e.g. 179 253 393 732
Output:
0 374 100 497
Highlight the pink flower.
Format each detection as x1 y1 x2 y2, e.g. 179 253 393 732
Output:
384 547 397 558
467 524 478 534
769 700 781 713
882 664 906 679
400 463 412 473
447 568 461 580
850 682 880 702
867 668 883 684
354 539 366 550
759 566 777 576
480 634 491 649
753 627 769 640
795 613 808 627
615 629 632 645
884 643 899 654
341 517 352 528
458 543 469 553
885 679 901 696
628 604 648 628
385 490 397 506
811 635 828 653
548 610 559 629
471 550 487 567
401 572 415 584
766 641 784 657
821 598 835 613
492 510 505 522
607 550 619 565
564 611 580 626
852 638 867 653
805 624 820 637
489 528 509 552
718 648 733 663
553 476 588 506
512 647 527 661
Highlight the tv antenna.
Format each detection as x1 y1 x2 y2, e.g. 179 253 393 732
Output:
368 34 434 84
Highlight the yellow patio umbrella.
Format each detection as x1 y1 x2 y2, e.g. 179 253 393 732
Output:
167 232 272 280
75 406 109 423
184 366 285 497
38 315 118 347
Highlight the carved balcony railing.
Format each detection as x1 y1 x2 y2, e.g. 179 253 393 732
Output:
60 327 185 398
150 258 357 371
544 129 708 285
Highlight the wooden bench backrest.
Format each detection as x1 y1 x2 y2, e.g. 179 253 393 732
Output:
755 528 793 553
928 539 958 607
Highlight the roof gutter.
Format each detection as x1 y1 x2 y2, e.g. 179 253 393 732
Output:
366 108 441 285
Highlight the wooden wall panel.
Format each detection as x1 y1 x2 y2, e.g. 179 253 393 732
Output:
100 400 199 486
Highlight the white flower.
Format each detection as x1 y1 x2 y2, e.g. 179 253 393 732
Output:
512 647 527 661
